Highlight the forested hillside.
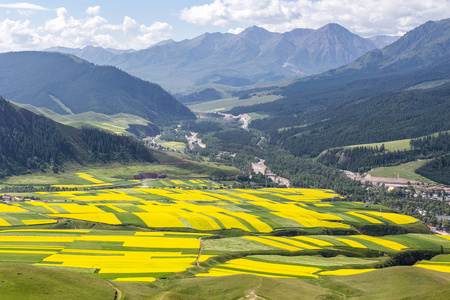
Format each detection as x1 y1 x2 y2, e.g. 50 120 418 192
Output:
223 19 450 163
0 97 156 178
0 52 195 126
318 132 450 173
272 83 450 157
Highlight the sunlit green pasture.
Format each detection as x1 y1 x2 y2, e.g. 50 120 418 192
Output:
369 160 435 183
187 94 281 113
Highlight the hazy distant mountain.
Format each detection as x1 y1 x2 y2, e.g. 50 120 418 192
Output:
48 24 398 90
232 18 450 116
367 35 400 49
340 18 450 73
0 51 195 125
45 46 136 65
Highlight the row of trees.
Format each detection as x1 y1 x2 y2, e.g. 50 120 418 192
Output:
317 132 450 183
416 155 450 185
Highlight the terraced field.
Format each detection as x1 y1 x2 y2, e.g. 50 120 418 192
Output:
2 188 423 233
0 186 449 298
0 229 210 282
415 253 450 273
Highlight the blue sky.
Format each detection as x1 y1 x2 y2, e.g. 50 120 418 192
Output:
0 0 448 51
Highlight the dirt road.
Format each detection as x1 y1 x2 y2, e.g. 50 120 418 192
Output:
252 158 290 187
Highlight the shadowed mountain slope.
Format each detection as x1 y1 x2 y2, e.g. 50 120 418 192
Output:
0 51 195 125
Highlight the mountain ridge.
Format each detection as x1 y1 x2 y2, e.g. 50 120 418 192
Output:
45 23 399 90
233 18 450 158
0 51 195 125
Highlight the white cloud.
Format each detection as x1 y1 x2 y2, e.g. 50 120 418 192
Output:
227 27 245 34
180 0 450 36
122 16 139 34
135 21 173 49
0 19 40 50
0 6 173 51
43 7 75 33
17 9 36 17
85 6 101 16
0 3 49 10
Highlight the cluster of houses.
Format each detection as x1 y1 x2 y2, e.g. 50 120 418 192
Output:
1 195 24 202
133 173 167 180
0 195 40 202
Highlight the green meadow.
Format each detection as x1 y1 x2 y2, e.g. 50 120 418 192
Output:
369 160 435 183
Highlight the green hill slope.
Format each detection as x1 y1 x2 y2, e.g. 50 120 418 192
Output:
0 264 116 300
0 97 156 178
0 51 195 125
14 102 160 137
144 267 450 300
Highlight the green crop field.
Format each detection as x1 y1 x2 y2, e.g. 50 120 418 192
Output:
187 94 281 113
345 138 413 151
154 140 187 151
1 155 239 187
369 160 435 183
344 130 450 152
15 102 154 137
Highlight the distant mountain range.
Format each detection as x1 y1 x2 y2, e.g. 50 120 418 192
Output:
229 18 450 156
45 24 399 90
240 18 450 116
0 51 195 125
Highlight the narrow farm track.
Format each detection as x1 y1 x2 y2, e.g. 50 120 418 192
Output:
239 277 265 300
107 281 122 300
196 237 204 267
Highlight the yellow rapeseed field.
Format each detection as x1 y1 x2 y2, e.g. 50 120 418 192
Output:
200 258 322 278
113 277 156 282
347 212 383 224
176 212 222 231
350 235 407 251
0 229 213 281
264 236 321 250
134 212 186 228
203 212 249 231
335 238 367 248
319 269 376 276
74 235 200 249
21 219 57 225
363 212 419 224
49 213 122 225
292 236 334 247
243 236 301 251
224 211 272 233
52 203 105 214
0 203 28 212
76 173 105 184
414 262 450 273
0 218 11 226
